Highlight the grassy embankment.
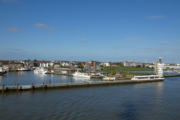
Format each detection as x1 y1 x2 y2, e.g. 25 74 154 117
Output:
99 66 154 77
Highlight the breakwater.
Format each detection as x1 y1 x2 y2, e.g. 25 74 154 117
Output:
164 74 180 77
0 79 164 93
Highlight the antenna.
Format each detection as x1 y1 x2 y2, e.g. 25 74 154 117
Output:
158 57 162 63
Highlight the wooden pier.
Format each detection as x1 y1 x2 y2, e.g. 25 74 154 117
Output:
0 79 164 93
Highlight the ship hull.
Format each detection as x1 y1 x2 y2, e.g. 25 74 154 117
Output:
0 71 7 75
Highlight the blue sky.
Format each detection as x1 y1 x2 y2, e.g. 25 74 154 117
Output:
0 0 180 63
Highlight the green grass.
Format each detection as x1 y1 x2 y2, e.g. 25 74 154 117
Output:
105 66 153 71
100 66 153 72
99 66 153 76
122 72 153 77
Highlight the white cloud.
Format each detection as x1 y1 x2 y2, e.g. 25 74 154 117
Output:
35 23 54 30
2 0 16 2
148 15 166 19
141 46 166 52
36 23 47 29
8 27 22 32
123 38 139 41
161 41 170 45
81 39 87 42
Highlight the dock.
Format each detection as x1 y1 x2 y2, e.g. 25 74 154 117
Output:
0 79 164 93
163 74 180 77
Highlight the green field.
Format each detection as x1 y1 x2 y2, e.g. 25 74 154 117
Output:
122 72 153 77
100 66 153 72
99 66 154 77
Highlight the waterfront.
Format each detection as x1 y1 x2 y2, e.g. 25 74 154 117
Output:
0 72 180 119
0 71 102 86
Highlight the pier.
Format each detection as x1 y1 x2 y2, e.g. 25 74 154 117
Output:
0 79 164 93
163 74 180 77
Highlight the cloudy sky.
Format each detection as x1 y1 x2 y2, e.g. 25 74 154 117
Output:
0 0 180 63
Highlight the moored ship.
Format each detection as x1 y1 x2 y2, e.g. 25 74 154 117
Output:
72 72 91 78
103 76 115 81
34 67 48 74
17 67 30 71
0 67 7 75
131 75 164 80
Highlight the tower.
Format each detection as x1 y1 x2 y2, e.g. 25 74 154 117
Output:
154 57 164 77
93 60 96 71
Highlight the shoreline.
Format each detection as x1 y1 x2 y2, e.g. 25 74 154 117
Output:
0 79 164 93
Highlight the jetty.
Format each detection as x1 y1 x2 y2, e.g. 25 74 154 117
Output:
0 79 164 93
163 74 180 77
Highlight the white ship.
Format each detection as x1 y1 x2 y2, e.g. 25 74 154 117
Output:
131 58 164 81
17 67 30 71
103 76 115 81
72 72 91 78
0 67 7 75
34 67 48 74
131 75 164 80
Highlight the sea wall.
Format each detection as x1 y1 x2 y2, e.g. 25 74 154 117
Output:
0 79 164 93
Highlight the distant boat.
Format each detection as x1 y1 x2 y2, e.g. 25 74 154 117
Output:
17 67 30 71
103 76 115 81
34 67 48 74
0 67 7 75
72 72 91 78
131 75 164 81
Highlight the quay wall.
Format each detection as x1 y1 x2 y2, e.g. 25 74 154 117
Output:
0 79 164 93
163 74 180 77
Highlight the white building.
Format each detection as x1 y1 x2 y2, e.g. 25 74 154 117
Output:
104 62 110 66
123 61 129 67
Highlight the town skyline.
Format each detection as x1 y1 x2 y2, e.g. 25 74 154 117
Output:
1 0 180 63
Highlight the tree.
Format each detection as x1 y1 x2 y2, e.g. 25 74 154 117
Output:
136 65 141 68
118 63 124 67
80 64 84 71
34 59 37 62
142 63 145 68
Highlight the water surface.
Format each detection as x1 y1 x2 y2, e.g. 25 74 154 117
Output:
1 72 180 119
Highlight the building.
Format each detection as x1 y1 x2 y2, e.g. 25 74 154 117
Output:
54 63 60 68
123 61 129 67
154 58 164 77
136 62 143 67
8 63 24 70
129 62 136 67
104 62 110 66
83 60 104 71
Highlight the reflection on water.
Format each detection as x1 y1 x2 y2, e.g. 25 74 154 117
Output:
34 72 48 79
73 77 90 83
156 82 164 95
16 71 26 75
0 76 2 84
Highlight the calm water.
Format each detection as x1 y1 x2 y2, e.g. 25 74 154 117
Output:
0 71 101 86
1 72 180 119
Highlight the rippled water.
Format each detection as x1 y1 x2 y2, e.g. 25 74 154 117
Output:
1 72 180 119
0 71 101 86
